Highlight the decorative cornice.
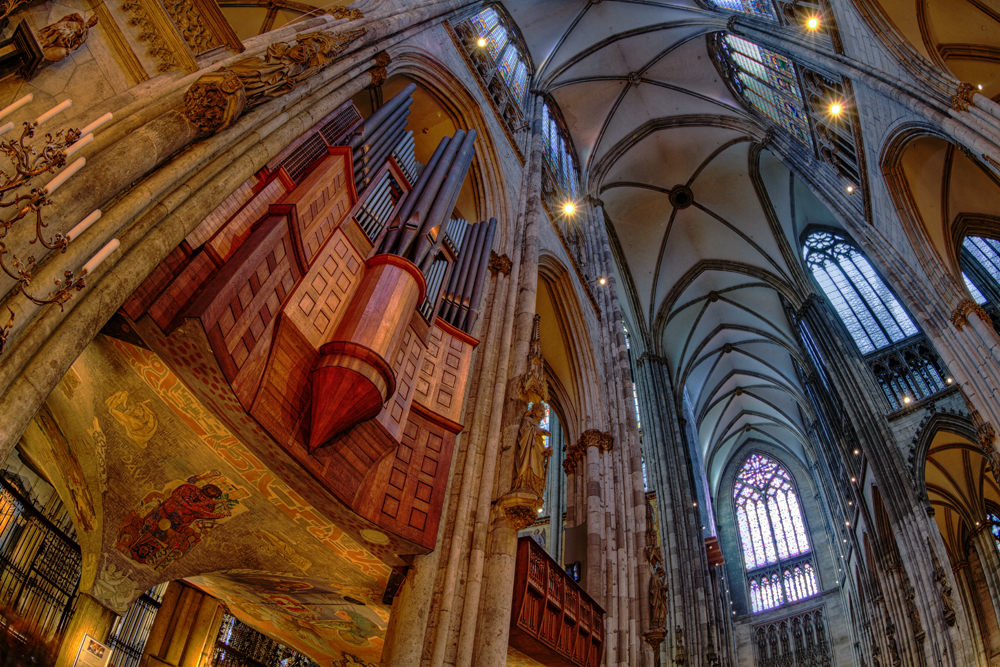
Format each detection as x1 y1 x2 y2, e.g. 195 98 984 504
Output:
951 297 991 331
122 0 181 72
329 6 363 20
488 250 512 276
951 82 976 112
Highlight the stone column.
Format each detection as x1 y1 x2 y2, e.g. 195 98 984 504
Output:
470 94 546 667
139 581 225 667
54 594 117 667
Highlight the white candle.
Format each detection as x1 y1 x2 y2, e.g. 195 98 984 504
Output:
65 133 93 157
0 122 14 137
81 238 119 275
79 112 112 137
0 93 32 121
44 157 85 194
35 99 72 127
66 209 101 242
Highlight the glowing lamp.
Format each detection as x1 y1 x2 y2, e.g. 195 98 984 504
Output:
846 185 854 193
829 102 843 116
477 37 487 48
563 201 576 215
903 396 911 404
806 16 819 30
598 276 607 285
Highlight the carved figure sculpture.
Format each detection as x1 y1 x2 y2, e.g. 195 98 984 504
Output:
512 402 551 496
38 13 98 63
649 565 667 629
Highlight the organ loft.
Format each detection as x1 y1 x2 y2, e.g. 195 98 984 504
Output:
0 0 998 666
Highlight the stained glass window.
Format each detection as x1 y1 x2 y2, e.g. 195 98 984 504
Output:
718 35 812 148
963 237 1000 303
734 454 818 612
470 7 499 37
803 231 919 354
711 0 777 19
498 46 518 85
964 273 988 305
989 512 1000 553
510 61 528 106
484 24 509 61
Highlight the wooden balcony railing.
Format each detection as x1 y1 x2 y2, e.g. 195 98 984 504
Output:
511 536 605 667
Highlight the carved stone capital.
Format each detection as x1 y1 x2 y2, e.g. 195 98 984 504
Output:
643 627 666 653
599 431 614 452
952 82 976 112
580 429 603 450
951 297 992 331
563 441 586 475
489 250 512 276
498 489 542 530
180 68 246 133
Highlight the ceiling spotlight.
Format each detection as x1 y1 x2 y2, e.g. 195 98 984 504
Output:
846 185 854 193
845 521 850 526
693 502 698 507
829 102 843 116
903 396 911 404
598 276 607 285
850 477 856 483
806 16 820 30
477 37 487 48
563 201 576 215
853 449 860 455
978 84 984 90
946 377 953 384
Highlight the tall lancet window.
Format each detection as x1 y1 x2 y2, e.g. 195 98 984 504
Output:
803 231 919 354
734 454 818 612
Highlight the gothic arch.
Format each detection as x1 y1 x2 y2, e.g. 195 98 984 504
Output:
385 49 517 252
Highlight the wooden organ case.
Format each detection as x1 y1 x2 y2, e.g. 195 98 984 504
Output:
119 86 494 556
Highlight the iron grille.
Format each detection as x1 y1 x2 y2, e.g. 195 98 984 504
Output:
211 614 318 667
279 134 327 183
105 583 169 667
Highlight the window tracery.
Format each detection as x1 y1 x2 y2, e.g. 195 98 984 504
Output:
803 231 918 354
734 455 818 612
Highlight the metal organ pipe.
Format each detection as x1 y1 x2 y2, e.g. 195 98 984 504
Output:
440 221 482 323
380 137 450 255
347 82 417 151
395 129 466 260
460 217 496 332
353 103 412 166
413 129 477 270
453 218 491 330
357 126 410 188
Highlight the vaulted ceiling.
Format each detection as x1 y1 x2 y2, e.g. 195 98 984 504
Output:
501 0 850 488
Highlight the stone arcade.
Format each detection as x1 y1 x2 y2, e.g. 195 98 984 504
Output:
0 0 998 667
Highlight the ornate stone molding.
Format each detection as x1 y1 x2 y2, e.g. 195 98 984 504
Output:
961 392 1000 474
636 351 667 367
498 491 541 530
951 297 992 331
161 0 217 54
928 538 957 627
488 250 512 276
330 6 363 20
951 82 976 112
599 431 614 452
519 314 548 403
366 50 390 89
563 441 585 475
122 0 183 72
179 27 366 133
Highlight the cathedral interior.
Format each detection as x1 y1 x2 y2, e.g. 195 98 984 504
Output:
0 0 999 666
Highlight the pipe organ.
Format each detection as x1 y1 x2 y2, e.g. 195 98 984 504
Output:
118 85 496 555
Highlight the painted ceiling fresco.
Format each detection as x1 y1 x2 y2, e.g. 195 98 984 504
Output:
23 334 394 664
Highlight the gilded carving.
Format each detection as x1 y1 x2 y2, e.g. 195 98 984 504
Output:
330 6 364 20
38 13 98 63
950 297 991 331
951 82 976 112
180 27 366 133
511 401 551 497
488 250 512 276
500 501 539 530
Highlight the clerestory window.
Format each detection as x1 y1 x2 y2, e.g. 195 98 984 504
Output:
734 454 819 612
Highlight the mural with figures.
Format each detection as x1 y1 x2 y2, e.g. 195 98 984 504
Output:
26 334 394 663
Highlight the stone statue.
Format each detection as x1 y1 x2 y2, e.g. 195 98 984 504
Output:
38 13 98 63
512 402 551 497
649 565 667 629
227 28 365 109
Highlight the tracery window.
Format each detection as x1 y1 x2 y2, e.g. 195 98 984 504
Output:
964 273 988 305
959 237 1000 337
803 231 918 354
465 7 530 108
541 103 580 204
712 0 777 19
734 454 818 612
989 512 1000 553
716 35 812 147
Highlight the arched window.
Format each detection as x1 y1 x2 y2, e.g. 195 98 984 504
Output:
989 511 1000 553
541 103 580 203
803 230 918 354
467 7 530 106
734 454 819 612
715 35 812 147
